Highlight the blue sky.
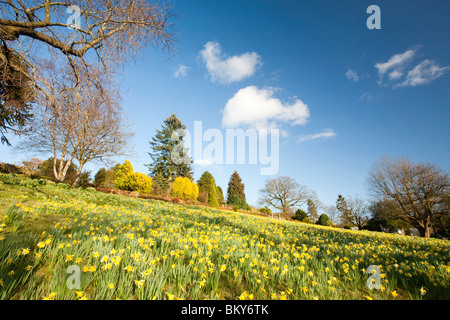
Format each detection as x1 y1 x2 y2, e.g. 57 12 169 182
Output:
1 0 450 209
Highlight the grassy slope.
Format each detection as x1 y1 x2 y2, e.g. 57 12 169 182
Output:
0 173 449 300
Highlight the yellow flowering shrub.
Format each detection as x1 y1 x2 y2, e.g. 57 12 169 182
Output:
170 177 198 200
114 160 152 194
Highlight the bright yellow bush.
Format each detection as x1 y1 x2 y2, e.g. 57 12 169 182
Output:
123 172 152 194
171 177 198 200
114 160 133 189
114 160 152 194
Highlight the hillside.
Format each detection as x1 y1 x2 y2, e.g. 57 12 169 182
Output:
0 173 449 300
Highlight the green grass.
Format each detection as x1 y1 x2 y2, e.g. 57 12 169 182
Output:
0 173 449 300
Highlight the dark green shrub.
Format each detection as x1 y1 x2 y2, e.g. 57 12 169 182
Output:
227 194 249 210
94 168 107 187
292 208 308 221
259 206 272 215
317 214 331 226
151 172 169 195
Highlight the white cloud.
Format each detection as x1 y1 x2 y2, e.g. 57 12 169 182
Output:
200 41 262 84
397 59 450 87
222 86 310 130
358 92 374 101
345 69 359 82
374 48 448 87
375 49 416 79
388 70 403 80
297 129 336 143
174 64 189 78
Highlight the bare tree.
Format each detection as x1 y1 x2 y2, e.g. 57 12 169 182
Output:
68 81 134 187
324 205 339 225
0 0 175 74
0 0 175 143
22 63 133 186
258 176 311 216
366 156 450 238
346 196 369 229
22 61 84 182
335 194 369 229
21 157 42 171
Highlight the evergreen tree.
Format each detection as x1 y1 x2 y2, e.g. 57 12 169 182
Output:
146 114 193 181
208 183 219 207
104 165 119 188
78 171 92 188
94 168 107 187
336 194 352 226
197 171 219 207
307 199 319 223
227 171 248 209
197 171 215 194
93 166 117 188
293 208 308 221
216 186 224 205
151 172 169 195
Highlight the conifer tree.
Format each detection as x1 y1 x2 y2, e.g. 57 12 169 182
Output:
227 171 248 209
94 168 107 187
208 183 219 207
307 199 319 223
197 171 219 207
146 114 193 181
216 186 224 205
197 171 215 194
336 194 352 226
151 172 169 195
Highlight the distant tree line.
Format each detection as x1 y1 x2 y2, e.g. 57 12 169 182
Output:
256 157 449 239
8 112 449 239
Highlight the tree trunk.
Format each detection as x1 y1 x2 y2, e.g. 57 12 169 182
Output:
71 162 85 188
52 156 58 180
424 215 431 238
60 156 74 182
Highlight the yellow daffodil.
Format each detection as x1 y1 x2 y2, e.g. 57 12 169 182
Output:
37 242 46 249
166 292 176 300
43 292 57 300
135 280 144 288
